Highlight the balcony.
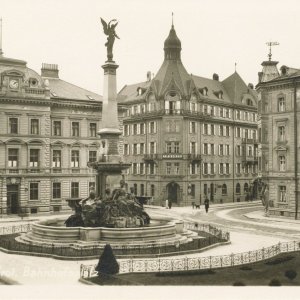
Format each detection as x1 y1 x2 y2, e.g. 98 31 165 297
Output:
0 168 97 176
242 138 259 145
242 156 258 164
124 109 213 120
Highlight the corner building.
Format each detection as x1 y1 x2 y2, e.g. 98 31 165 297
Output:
257 57 300 218
0 56 103 215
119 25 258 206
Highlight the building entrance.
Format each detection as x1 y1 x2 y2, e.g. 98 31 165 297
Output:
7 184 19 214
166 182 179 204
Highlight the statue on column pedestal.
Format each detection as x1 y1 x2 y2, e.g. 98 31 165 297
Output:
100 18 120 62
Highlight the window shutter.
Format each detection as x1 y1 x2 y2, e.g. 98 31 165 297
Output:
189 122 192 134
137 124 140 135
208 163 211 175
195 142 198 154
208 144 211 155
153 164 156 174
148 143 151 154
154 142 157 154
228 126 230 137
219 164 221 174
229 109 231 119
202 163 205 175
165 101 168 110
202 143 205 154
218 145 221 155
176 100 181 110
213 163 215 174
137 144 140 155
189 163 192 174
208 124 211 135
148 123 151 133
154 122 157 133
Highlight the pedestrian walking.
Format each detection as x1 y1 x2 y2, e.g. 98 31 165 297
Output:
204 197 209 213
168 200 172 209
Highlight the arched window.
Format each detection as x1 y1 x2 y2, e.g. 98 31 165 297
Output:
222 184 227 195
244 183 249 193
236 183 241 194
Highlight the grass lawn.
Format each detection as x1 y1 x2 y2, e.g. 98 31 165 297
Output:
88 252 300 286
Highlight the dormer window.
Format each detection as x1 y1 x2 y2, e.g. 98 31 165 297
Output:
214 91 223 99
199 87 208 96
137 87 146 96
29 78 38 88
246 98 253 106
86 95 95 100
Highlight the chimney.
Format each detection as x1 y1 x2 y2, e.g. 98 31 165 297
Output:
248 83 254 89
41 63 59 78
213 73 219 81
147 71 152 82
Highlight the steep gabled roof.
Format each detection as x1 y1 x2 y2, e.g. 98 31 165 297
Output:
117 81 151 102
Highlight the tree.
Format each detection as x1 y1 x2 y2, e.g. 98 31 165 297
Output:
285 270 297 281
95 244 119 276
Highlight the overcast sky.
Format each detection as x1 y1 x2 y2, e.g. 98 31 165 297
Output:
1 0 299 95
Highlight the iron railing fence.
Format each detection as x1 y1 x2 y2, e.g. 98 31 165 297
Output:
80 241 300 279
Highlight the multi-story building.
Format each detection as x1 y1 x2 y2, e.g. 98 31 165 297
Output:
0 55 103 216
257 54 300 218
118 24 258 206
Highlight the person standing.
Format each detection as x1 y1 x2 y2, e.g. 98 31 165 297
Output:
165 199 169 209
204 197 209 213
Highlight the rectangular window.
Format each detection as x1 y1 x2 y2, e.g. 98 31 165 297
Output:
150 142 156 154
29 149 39 167
30 182 39 200
219 144 224 156
133 163 137 174
89 151 97 162
236 163 241 174
219 163 224 175
190 163 197 175
52 182 61 199
71 182 79 198
9 118 18 134
190 142 196 155
166 121 171 132
89 182 96 192
226 163 230 174
226 126 230 137
203 124 208 135
133 144 138 155
140 143 145 155
140 163 144 175
151 184 155 197
237 145 241 156
149 162 155 175
225 144 230 155
53 121 62 136
30 119 39 135
140 123 145 134
166 162 172 175
279 186 287 202
124 124 129 136
149 121 156 134
52 150 61 168
210 124 214 135
8 149 18 167
191 184 195 197
124 144 129 155
203 143 208 155
89 123 97 137
166 142 172 153
278 97 286 112
279 155 286 171
190 121 196 134
71 150 80 168
72 122 80 137
203 163 208 175
174 142 180 153
210 163 215 174
210 144 215 155
174 163 180 174
219 125 224 136
133 124 138 135
278 126 286 142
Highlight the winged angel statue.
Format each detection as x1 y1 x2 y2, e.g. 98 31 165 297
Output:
100 18 120 61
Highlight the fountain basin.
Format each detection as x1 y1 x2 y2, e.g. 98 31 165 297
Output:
17 216 189 247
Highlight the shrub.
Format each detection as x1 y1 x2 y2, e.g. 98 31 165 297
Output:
269 279 281 286
95 244 119 276
233 281 245 286
285 270 297 281
265 256 294 265
239 266 252 271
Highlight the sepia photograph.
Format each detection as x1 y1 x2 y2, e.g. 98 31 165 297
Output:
0 0 300 299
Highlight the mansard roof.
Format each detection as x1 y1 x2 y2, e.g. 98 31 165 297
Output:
45 77 102 102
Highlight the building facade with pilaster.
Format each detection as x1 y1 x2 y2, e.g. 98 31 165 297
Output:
0 56 103 216
257 57 300 218
119 24 259 206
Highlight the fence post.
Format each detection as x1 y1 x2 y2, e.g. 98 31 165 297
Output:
262 247 265 260
209 256 212 269
231 253 234 266
185 257 188 271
